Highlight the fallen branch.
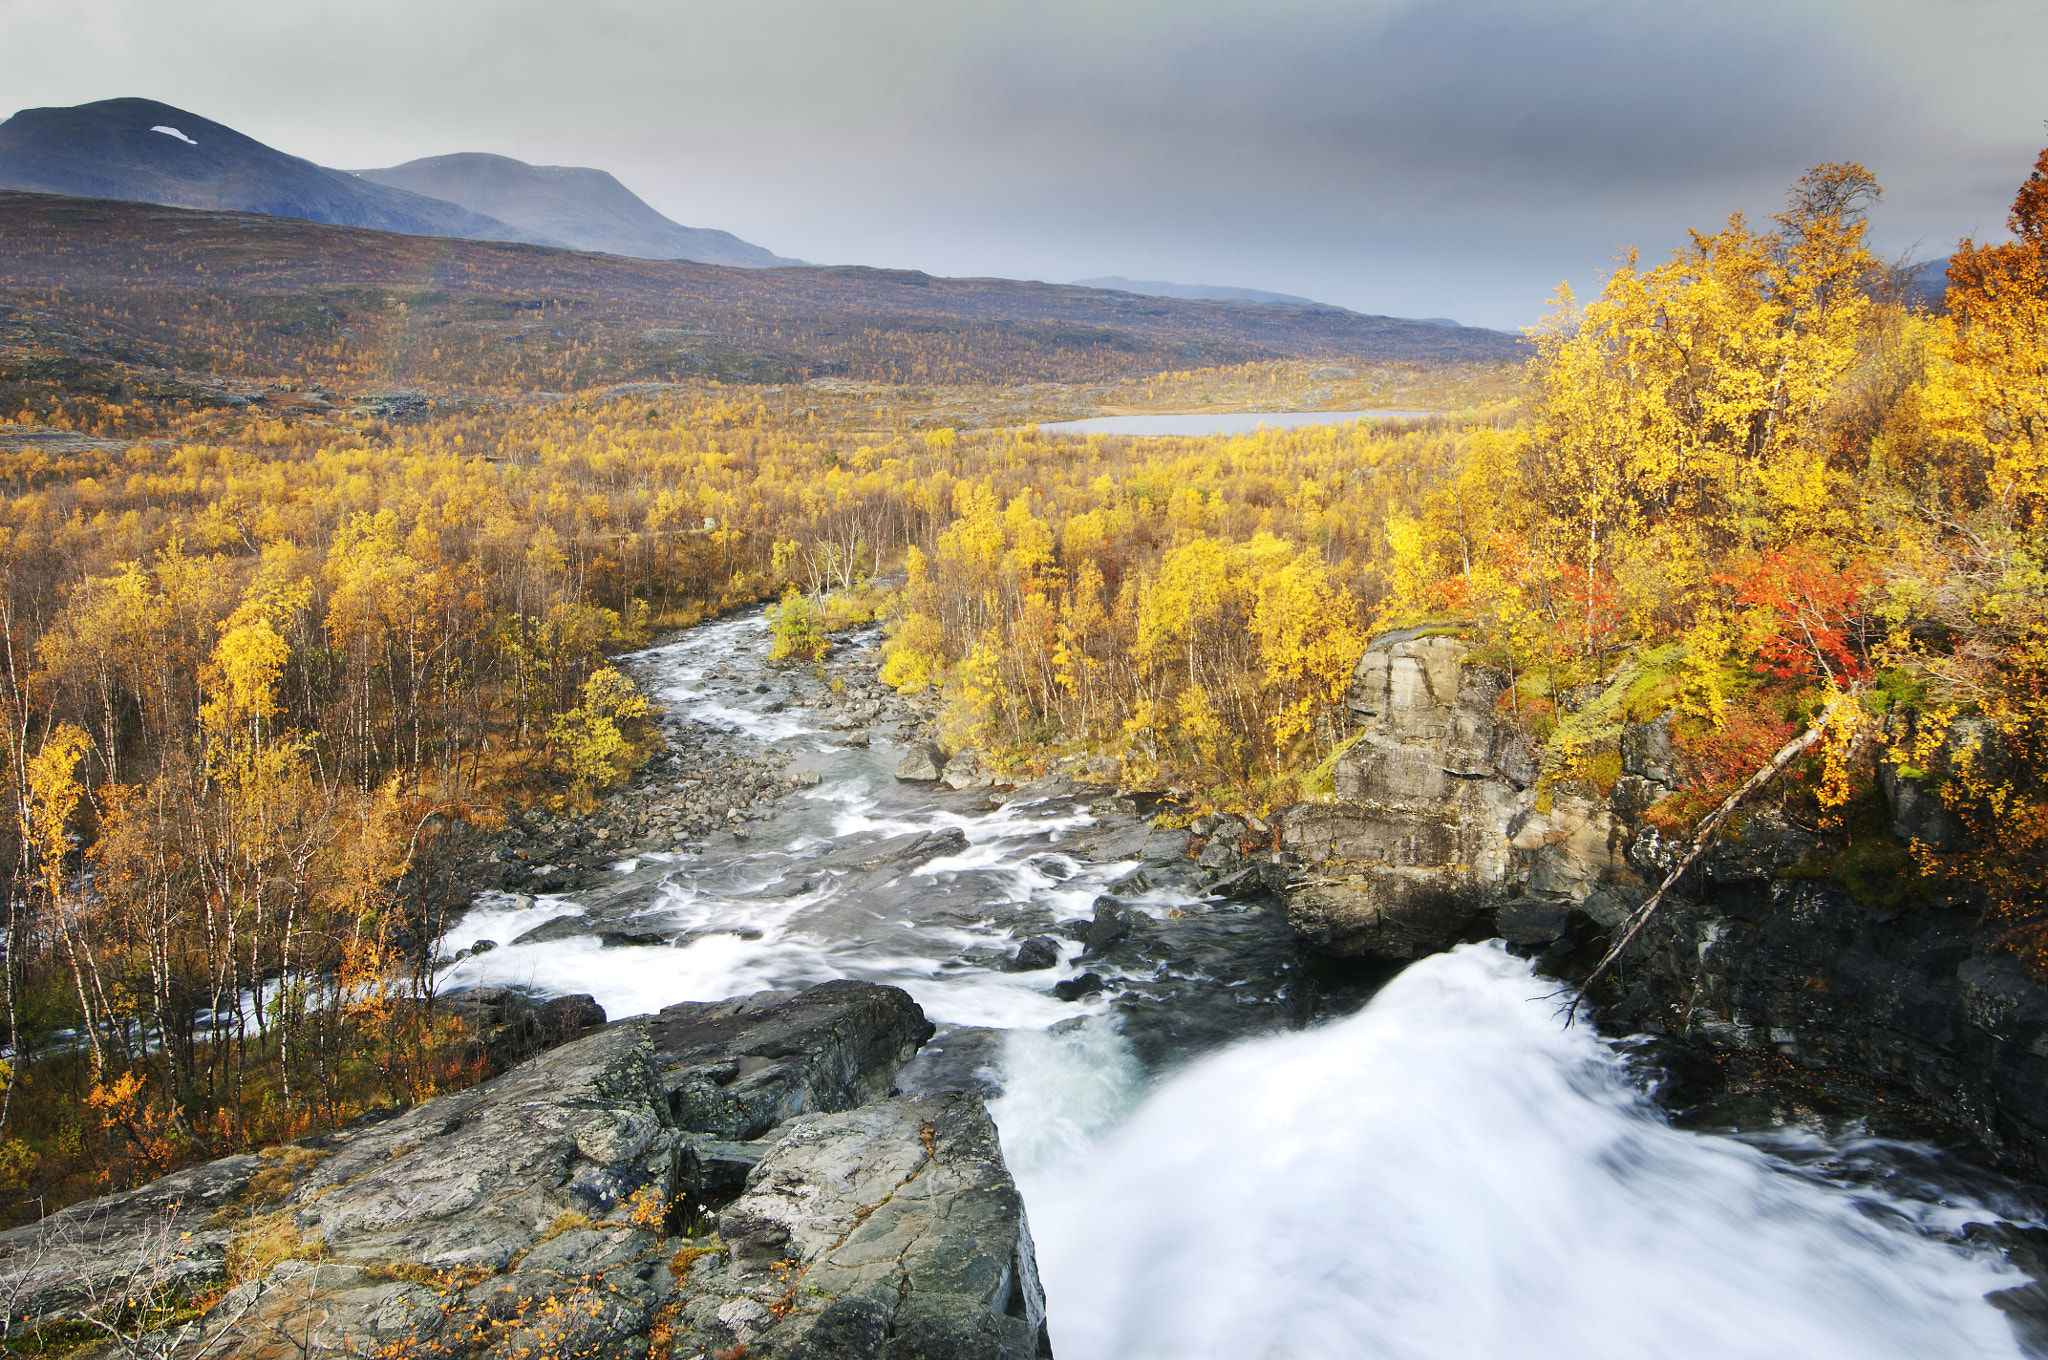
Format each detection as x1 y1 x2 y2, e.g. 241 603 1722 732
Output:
1565 695 1857 1026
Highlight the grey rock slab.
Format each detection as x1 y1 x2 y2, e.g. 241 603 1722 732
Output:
294 1020 670 1267
709 1093 1047 1360
511 912 591 944
650 979 936 1140
0 1150 265 1328
798 827 970 877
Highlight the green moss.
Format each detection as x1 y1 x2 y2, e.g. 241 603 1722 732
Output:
1297 732 1365 801
1777 782 1932 907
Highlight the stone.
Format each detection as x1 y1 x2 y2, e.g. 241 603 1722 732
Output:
942 747 996 790
1285 869 1487 959
708 1094 1047 1360
1083 896 1134 954
0 980 974 1359
1053 972 1106 1001
1004 934 1062 972
537 993 608 1044
896 742 946 781
511 912 591 945
650 980 935 1140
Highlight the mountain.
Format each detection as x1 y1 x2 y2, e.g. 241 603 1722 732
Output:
353 152 797 268
1074 276 1335 308
1075 276 1474 329
0 97 541 244
0 192 1527 405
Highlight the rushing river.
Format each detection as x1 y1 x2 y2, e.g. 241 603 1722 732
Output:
433 610 2044 1358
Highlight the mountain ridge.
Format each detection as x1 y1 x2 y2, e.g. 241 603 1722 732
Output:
0 97 793 268
353 151 799 268
0 97 544 244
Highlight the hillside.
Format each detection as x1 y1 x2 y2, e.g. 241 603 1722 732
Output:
0 97 543 244
1073 276 1336 309
354 151 797 267
0 190 1526 427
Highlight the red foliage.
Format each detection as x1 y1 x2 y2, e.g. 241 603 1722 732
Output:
1646 704 1800 831
1724 547 1874 683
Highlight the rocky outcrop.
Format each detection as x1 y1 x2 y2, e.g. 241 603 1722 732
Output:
0 980 1043 1360
704 1093 1050 1358
1276 629 1577 958
1265 627 2048 1178
650 980 936 1140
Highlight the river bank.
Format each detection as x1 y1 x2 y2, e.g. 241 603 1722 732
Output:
9 607 2048 1358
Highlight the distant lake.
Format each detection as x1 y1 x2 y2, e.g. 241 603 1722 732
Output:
1031 409 1437 437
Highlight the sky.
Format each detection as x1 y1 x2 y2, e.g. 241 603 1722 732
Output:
4 0 2044 329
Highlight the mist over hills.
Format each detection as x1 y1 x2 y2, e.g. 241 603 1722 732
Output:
353 153 799 268
0 97 793 268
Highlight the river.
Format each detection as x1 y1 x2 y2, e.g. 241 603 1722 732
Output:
431 609 2044 1358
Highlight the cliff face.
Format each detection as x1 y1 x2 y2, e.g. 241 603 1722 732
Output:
1275 631 2048 1177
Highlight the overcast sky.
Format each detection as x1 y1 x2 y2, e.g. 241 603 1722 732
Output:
5 0 2043 329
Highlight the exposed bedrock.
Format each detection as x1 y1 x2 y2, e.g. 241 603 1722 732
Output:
1269 627 2048 1176
0 980 1046 1360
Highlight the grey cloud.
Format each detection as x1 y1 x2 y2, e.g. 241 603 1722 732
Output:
3 0 2042 329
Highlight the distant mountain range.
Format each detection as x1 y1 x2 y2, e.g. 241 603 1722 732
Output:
1074 276 1466 328
0 97 793 267
353 153 797 268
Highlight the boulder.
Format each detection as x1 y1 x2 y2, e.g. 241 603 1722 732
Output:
1004 934 1063 972
1053 972 1106 1001
1278 631 1540 959
650 979 936 1140
896 742 946 781
702 1093 1049 1359
0 980 964 1360
942 747 996 790
1083 896 1134 954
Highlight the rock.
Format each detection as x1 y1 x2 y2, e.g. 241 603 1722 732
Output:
0 980 975 1359
651 980 936 1140
1285 871 1488 959
1278 632 1564 959
1083 896 1134 954
1004 934 1063 972
1053 972 1106 1001
1079 752 1121 782
596 929 671 948
942 747 996 790
894 1026 1008 1098
896 741 946 781
840 728 871 748
791 767 823 787
511 912 590 945
1621 713 1679 785
537 993 607 1044
801 826 969 877
708 1093 1048 1360
468 938 497 954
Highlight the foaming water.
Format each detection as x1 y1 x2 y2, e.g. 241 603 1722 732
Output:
994 944 2033 1360
427 609 2038 1356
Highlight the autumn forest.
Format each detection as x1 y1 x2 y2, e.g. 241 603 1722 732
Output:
0 146 2044 1237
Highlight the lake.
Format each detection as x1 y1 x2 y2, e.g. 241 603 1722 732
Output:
1031 409 1437 437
